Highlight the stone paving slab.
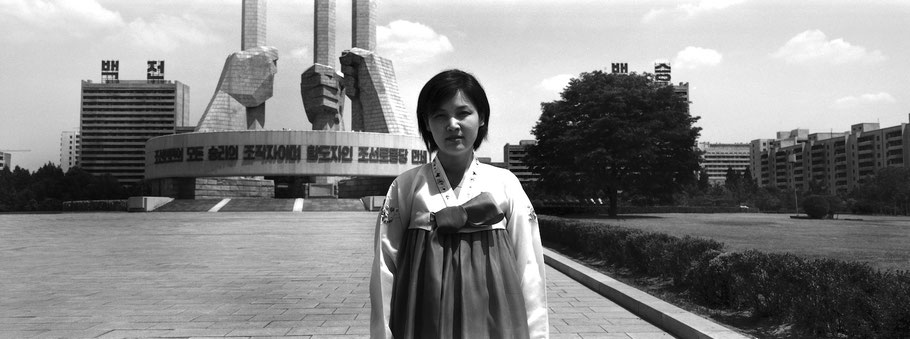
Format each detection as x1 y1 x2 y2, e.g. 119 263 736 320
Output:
0 212 671 338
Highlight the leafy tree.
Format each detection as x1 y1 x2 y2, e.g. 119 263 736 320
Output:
697 168 710 192
0 164 129 212
851 167 910 215
802 195 830 219
741 167 758 195
525 71 701 216
724 166 743 201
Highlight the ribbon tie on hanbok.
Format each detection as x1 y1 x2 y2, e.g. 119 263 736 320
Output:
431 192 505 234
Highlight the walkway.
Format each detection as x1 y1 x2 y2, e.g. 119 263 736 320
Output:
0 212 671 338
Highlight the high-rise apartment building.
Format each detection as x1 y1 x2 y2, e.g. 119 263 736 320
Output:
503 140 539 185
696 142 750 185
80 79 189 186
0 152 10 171
60 131 81 173
751 115 910 194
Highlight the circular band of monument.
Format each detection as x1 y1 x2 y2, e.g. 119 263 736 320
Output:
145 130 428 180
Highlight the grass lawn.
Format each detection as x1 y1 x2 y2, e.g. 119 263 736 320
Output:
564 212 910 271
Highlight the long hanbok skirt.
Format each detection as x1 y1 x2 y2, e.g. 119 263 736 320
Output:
390 228 529 339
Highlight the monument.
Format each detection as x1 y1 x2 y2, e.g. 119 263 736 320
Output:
144 0 427 200
301 0 416 135
196 0 276 131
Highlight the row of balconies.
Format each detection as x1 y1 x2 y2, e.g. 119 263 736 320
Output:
82 88 175 94
82 95 176 100
82 118 175 123
81 128 175 134
80 162 145 168
81 132 171 138
82 108 176 113
81 156 145 162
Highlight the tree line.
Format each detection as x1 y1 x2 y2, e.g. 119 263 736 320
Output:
0 163 128 212
716 165 910 216
523 70 910 216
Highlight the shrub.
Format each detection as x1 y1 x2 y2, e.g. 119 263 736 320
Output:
802 195 830 219
538 216 910 338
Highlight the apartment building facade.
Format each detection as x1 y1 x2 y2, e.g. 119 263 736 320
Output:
79 79 189 186
751 116 910 194
60 131 81 173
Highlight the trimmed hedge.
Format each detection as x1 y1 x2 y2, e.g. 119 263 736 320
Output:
62 200 127 212
533 203 751 216
539 215 910 338
802 195 830 219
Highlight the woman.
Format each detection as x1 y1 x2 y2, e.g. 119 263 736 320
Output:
370 69 548 338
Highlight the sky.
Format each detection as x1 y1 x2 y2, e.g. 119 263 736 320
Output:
2 0 909 171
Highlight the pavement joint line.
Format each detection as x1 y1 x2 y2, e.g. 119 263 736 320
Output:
293 198 305 212
208 198 231 212
543 248 750 339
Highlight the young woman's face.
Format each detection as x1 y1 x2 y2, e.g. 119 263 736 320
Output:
426 90 483 160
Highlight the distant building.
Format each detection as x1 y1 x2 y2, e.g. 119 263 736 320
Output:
503 140 539 184
0 152 10 171
696 142 751 185
674 82 689 108
751 115 910 194
611 61 690 110
80 79 189 186
477 157 506 169
60 131 81 173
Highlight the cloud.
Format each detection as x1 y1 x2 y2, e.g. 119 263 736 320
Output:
772 30 885 65
642 0 746 23
537 73 575 93
0 0 124 36
108 14 217 53
674 46 723 69
377 20 453 68
832 92 896 109
289 47 310 63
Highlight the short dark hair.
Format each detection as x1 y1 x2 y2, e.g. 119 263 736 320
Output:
415 69 490 152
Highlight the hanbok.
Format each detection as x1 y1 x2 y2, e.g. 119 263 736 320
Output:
370 157 548 339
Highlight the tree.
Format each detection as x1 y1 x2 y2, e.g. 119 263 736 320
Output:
724 166 740 190
525 71 701 216
697 168 711 192
851 167 910 215
802 195 830 219
724 166 746 203
741 167 758 195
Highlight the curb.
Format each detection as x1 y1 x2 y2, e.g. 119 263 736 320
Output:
543 248 751 339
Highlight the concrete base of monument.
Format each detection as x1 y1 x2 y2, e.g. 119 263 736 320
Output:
147 177 275 199
143 130 424 200
145 130 428 179
150 198 369 212
127 196 175 212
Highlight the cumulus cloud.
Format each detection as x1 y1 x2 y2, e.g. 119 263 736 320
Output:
772 30 885 65
108 14 217 53
289 47 310 63
537 73 575 93
832 92 896 109
0 0 124 35
642 0 746 23
674 46 723 69
377 20 453 68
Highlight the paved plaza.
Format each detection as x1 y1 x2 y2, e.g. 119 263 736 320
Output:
0 212 671 339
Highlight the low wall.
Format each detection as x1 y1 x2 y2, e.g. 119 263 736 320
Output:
62 200 128 212
145 177 274 199
127 196 175 212
195 178 274 199
338 177 394 199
